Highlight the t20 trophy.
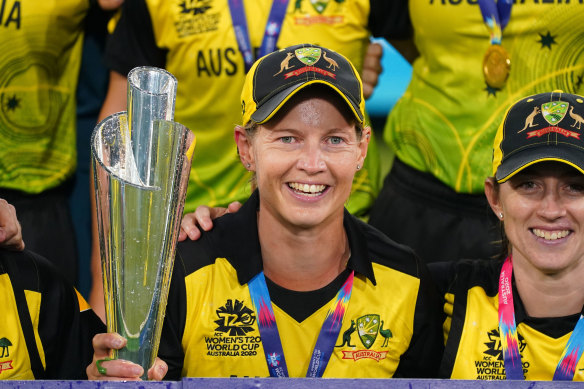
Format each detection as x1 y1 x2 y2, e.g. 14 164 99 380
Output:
92 67 195 379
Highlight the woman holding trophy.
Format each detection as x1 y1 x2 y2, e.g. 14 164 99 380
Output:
87 43 442 379
169 91 584 381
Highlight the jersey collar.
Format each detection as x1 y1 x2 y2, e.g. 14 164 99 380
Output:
220 190 376 286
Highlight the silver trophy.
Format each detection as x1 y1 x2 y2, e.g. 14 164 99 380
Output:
92 67 195 378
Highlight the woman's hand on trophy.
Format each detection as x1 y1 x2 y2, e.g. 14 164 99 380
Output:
147 358 168 380
0 198 24 251
87 333 168 381
178 201 242 241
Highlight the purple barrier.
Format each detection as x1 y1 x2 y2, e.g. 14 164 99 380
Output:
0 382 176 389
1 380 583 389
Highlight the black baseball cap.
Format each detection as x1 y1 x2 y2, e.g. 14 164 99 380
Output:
492 91 584 182
240 43 364 125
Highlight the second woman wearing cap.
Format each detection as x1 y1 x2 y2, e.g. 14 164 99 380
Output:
434 91 584 380
87 44 442 379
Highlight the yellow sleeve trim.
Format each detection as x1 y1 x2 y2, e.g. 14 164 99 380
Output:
76 289 91 312
107 9 122 34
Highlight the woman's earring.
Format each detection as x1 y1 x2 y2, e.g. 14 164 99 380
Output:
246 163 251 169
356 164 361 170
499 212 504 219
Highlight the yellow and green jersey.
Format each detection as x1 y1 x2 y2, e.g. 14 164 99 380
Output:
158 190 443 378
0 0 89 193
105 0 404 216
432 259 584 380
386 0 584 194
0 249 104 379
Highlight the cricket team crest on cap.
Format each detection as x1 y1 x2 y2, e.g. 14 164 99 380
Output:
516 100 583 139
243 43 364 125
295 47 322 66
276 47 339 80
492 91 584 182
541 100 569 126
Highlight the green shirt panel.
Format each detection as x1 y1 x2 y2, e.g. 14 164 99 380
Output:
386 1 584 194
0 0 88 193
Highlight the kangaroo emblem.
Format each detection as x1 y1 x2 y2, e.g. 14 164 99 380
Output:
518 106 540 133
569 106 584 130
336 320 356 347
274 52 295 76
322 51 339 71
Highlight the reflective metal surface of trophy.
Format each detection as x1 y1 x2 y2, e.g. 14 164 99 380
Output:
92 67 195 379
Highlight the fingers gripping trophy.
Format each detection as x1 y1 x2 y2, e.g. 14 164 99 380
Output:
91 67 195 379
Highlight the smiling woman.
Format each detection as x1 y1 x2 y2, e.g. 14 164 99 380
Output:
87 43 443 380
433 91 584 381
236 86 367 236
488 163 584 284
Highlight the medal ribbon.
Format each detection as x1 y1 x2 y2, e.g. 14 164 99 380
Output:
248 270 354 377
477 0 512 45
499 256 584 380
498 256 524 379
554 314 584 380
227 0 290 72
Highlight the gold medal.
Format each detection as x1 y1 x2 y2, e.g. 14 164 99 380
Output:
482 44 511 89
